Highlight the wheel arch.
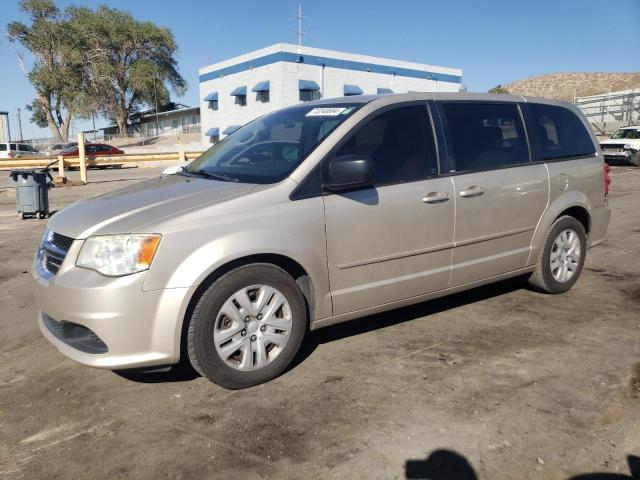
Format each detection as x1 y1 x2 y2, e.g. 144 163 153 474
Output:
178 253 316 363
529 191 593 265
556 205 590 235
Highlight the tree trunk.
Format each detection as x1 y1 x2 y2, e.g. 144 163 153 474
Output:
61 110 73 143
115 110 128 135
37 93 63 143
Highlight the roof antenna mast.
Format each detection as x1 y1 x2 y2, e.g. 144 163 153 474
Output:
290 3 307 53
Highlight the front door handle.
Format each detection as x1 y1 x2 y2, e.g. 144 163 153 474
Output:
459 186 484 198
422 192 450 204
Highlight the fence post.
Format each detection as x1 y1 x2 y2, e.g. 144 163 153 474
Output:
56 154 66 184
78 132 87 184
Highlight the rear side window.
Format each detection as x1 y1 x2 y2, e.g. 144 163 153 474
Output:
527 104 595 160
0 144 6 151
9 144 16 151
335 105 438 185
439 102 529 172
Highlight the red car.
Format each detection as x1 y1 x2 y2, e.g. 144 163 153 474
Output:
61 143 124 169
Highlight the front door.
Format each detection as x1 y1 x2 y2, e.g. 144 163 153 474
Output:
437 101 549 286
323 104 455 315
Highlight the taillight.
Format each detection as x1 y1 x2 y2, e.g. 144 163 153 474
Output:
603 163 611 195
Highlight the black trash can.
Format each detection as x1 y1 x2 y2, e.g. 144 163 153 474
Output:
9 169 53 219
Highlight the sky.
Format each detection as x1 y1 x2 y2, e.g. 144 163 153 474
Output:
1 0 639 140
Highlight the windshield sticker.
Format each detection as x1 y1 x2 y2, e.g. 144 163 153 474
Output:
340 107 355 115
306 107 347 117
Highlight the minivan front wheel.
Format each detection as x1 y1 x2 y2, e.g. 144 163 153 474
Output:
528 215 586 294
187 264 307 389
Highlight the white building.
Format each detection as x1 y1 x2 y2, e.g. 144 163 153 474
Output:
199 43 463 144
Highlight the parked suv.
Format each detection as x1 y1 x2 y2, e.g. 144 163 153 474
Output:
0 142 40 159
600 126 640 166
33 93 610 389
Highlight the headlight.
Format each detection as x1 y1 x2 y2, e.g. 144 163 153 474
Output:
76 234 161 276
624 144 637 151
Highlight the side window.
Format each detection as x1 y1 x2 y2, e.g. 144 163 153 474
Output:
300 90 321 102
18 144 29 151
0 144 6 151
335 105 437 185
527 103 595 160
10 144 16 151
440 102 529 172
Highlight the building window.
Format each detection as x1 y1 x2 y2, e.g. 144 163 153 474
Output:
210 135 219 144
235 95 247 106
257 91 270 103
300 90 321 102
209 100 218 111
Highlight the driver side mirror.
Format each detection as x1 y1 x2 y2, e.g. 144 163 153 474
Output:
323 154 374 192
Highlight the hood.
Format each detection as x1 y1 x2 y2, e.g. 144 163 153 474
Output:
48 174 256 239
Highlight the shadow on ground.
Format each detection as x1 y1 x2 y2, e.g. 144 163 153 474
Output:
116 276 526 384
404 450 640 479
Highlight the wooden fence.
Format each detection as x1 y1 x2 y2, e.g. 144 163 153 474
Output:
1 133 200 184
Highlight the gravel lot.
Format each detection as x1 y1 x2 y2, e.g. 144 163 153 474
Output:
1 166 639 479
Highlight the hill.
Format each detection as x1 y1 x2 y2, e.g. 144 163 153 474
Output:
505 72 640 101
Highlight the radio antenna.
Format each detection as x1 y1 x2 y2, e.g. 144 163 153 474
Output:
290 3 308 52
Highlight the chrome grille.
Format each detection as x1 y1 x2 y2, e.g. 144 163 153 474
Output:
50 232 74 251
39 230 74 277
600 143 625 152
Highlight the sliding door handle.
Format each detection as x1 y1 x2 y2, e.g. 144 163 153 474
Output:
459 186 484 198
422 192 450 204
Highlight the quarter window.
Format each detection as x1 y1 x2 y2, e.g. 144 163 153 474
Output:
440 102 529 172
527 104 595 160
335 105 438 185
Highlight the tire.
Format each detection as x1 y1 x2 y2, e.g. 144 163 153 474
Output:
187 264 308 389
527 215 587 294
37 212 47 219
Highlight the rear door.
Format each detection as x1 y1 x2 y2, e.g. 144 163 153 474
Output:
323 103 455 314
436 101 549 286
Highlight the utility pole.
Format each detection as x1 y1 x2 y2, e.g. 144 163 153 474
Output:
290 3 307 52
153 67 160 136
16 108 23 141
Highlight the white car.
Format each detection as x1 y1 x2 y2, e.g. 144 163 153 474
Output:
0 142 42 159
600 126 640 166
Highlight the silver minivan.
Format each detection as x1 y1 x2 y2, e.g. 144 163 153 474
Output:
33 93 611 389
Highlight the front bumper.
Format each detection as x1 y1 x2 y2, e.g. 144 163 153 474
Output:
33 254 192 370
602 150 639 165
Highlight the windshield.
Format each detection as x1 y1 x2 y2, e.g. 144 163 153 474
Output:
611 128 640 140
186 104 362 183
61 145 78 154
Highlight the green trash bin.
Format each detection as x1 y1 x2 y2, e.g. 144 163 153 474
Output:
9 168 53 219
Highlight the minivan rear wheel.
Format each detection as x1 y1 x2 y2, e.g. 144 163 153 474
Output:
527 215 586 294
186 264 307 389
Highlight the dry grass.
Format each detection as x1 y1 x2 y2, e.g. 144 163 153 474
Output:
505 72 640 100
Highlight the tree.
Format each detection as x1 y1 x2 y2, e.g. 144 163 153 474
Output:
489 84 510 94
7 0 88 142
68 5 186 134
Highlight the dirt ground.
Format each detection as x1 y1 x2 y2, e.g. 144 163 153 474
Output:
0 166 639 480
